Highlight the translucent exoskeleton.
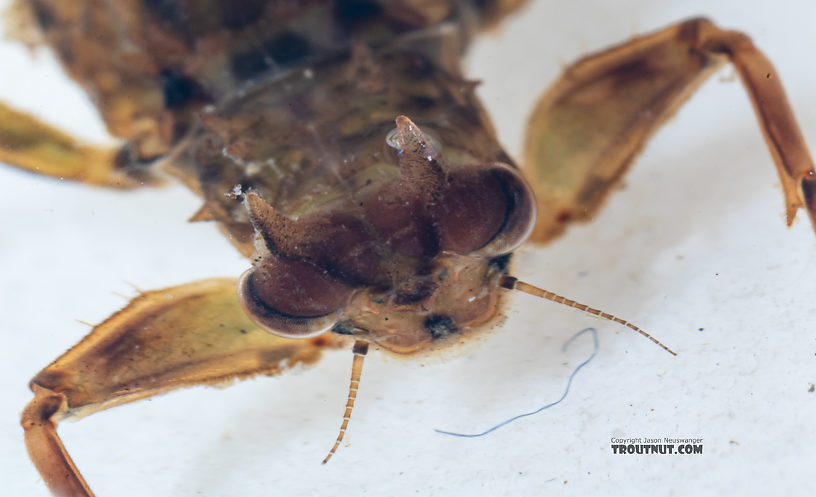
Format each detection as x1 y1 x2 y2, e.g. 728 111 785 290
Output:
1 1 815 496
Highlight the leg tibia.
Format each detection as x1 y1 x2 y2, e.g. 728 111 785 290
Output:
22 387 94 497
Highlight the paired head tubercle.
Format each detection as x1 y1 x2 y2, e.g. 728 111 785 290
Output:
236 115 674 463
237 115 673 354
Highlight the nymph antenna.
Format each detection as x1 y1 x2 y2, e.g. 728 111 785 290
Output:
500 276 676 356
322 340 370 464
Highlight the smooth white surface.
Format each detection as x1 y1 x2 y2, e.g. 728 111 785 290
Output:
1 1 815 496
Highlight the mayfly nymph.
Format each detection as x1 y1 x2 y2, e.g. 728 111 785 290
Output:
2 1 814 496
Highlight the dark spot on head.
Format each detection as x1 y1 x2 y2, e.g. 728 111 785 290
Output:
331 321 357 335
488 253 512 273
556 211 571 224
425 315 458 339
160 69 200 109
312 336 329 347
334 0 382 27
239 328 248 334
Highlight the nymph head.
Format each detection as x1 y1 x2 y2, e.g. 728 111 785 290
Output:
237 116 537 353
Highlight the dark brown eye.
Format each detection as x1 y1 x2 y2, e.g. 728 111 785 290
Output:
433 162 536 256
237 257 354 338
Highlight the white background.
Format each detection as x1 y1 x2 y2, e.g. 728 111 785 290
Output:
1 0 814 495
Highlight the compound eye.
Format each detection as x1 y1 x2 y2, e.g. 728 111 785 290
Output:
237 257 354 338
434 162 536 257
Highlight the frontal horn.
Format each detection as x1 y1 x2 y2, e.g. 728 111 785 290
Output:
394 115 444 186
244 191 309 258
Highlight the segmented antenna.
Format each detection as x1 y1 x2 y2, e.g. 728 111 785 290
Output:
500 276 676 356
322 340 369 464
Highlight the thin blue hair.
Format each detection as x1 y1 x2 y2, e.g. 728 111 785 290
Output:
434 327 598 438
